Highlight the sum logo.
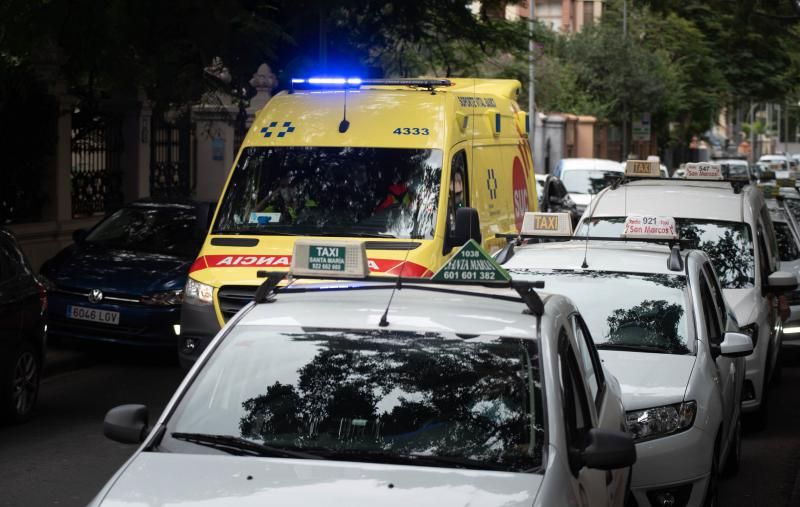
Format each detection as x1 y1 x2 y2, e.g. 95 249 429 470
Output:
535 215 559 231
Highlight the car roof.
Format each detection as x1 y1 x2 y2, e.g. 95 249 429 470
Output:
716 159 748 165
235 284 555 339
560 158 623 171
504 240 685 277
760 155 789 161
586 179 753 223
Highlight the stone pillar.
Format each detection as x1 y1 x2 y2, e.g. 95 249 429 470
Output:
543 115 566 174
247 63 277 120
120 91 153 202
533 112 546 174
55 94 75 223
576 115 597 158
192 98 238 202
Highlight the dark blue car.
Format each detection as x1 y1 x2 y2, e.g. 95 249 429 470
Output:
40 200 213 349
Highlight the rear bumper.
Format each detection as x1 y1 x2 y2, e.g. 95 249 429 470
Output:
47 292 180 348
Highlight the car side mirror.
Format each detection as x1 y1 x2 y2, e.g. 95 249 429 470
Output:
720 331 754 358
103 404 150 444
446 207 482 252
766 271 798 294
581 428 636 471
72 228 88 244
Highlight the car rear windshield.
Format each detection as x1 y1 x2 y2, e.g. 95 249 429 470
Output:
508 270 691 354
165 327 544 473
561 170 621 195
213 147 442 239
577 217 755 289
85 204 202 257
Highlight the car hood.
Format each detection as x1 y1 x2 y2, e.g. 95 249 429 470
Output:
48 245 191 294
599 350 696 411
722 288 761 326
95 453 542 507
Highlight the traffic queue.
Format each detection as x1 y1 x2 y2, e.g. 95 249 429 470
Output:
13 77 798 506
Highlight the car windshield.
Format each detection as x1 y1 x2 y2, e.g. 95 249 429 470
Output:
214 147 442 239
577 217 755 289
561 170 621 195
165 326 544 473
508 270 691 354
784 199 800 224
85 205 202 257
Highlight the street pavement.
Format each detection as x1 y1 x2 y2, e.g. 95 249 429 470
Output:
0 344 798 507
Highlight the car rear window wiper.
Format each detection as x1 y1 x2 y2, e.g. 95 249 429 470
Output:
170 432 324 460
595 343 674 354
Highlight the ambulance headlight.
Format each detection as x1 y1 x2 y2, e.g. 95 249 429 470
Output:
184 278 214 306
625 401 696 442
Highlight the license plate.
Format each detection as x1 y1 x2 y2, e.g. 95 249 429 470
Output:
66 305 120 325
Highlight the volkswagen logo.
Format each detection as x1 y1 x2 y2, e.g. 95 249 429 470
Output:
88 289 104 304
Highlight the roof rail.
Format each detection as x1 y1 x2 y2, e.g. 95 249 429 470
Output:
610 175 748 194
252 270 547 316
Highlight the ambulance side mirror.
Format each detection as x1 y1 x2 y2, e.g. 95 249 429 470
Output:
447 207 482 253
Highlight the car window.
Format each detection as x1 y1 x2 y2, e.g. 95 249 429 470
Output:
448 150 469 235
773 221 800 261
561 170 621 195
166 327 545 473
573 315 605 409
698 273 722 344
578 217 755 289
0 237 22 283
559 330 593 460
507 269 692 354
703 264 727 334
86 205 204 257
756 221 772 284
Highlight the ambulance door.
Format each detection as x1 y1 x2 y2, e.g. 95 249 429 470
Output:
471 144 514 252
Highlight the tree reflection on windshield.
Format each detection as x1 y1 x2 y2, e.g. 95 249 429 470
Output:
606 300 688 354
172 329 544 472
577 218 755 289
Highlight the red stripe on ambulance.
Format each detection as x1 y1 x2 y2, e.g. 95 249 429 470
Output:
189 255 431 277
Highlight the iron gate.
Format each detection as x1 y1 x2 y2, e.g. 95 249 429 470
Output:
150 114 192 198
71 112 124 218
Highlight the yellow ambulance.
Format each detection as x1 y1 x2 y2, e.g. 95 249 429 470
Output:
179 77 537 366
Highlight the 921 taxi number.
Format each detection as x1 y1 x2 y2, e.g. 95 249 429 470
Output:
393 127 429 136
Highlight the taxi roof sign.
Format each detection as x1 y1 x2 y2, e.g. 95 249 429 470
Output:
621 215 678 240
521 212 573 236
684 162 723 180
432 239 511 283
291 239 369 279
624 160 661 178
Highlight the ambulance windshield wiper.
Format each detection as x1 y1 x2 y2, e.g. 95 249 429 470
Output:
171 432 324 460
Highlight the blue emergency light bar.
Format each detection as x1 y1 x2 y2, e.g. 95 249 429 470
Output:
290 77 452 91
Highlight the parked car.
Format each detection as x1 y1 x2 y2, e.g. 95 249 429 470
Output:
535 174 581 225
551 158 623 214
39 200 214 350
94 241 635 507
0 229 47 423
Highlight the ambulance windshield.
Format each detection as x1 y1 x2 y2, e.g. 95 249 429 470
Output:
214 147 442 239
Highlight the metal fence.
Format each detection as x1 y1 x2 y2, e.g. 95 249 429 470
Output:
70 112 124 218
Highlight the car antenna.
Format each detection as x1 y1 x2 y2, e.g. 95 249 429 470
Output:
339 84 350 133
581 190 596 269
378 247 412 327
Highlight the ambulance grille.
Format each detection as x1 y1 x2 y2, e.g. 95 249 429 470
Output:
217 285 258 321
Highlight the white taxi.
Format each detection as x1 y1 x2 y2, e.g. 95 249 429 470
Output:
501 212 753 507
575 162 797 427
90 240 635 507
